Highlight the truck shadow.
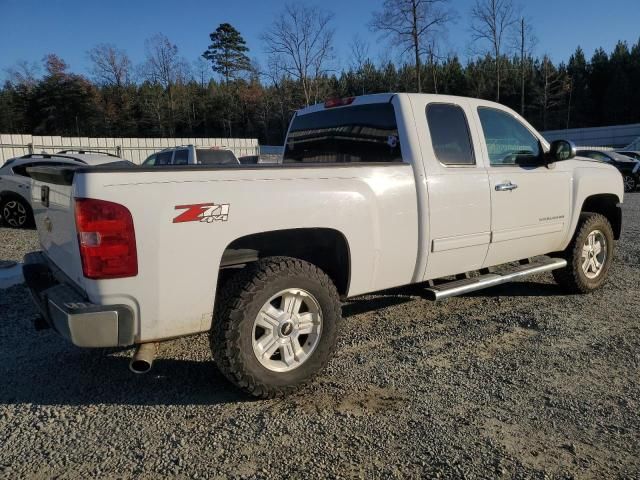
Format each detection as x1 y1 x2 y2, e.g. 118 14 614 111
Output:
0 349 251 407
0 279 562 408
15 341 349 408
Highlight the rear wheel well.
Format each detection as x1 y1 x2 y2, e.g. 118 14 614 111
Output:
581 194 622 239
0 191 29 204
221 228 351 296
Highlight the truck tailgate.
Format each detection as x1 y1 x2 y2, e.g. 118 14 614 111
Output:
28 166 85 287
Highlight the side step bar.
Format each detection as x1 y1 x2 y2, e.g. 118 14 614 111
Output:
424 257 567 301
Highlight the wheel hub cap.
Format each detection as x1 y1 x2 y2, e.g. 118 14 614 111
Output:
252 288 323 372
581 230 607 279
3 201 27 227
279 320 294 337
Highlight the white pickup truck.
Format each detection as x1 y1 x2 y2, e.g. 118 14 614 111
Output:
24 93 623 398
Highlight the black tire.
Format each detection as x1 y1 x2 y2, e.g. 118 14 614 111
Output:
0 196 34 229
552 213 614 293
622 174 637 193
211 256 342 398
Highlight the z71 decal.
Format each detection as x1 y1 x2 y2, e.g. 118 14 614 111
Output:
173 203 230 223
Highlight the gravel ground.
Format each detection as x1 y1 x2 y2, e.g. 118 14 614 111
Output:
1 196 639 479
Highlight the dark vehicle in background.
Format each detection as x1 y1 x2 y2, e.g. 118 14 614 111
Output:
142 145 240 166
577 149 640 192
616 151 640 161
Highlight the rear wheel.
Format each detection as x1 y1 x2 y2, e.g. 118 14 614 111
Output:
1 197 33 228
622 174 636 192
553 213 614 293
211 256 342 398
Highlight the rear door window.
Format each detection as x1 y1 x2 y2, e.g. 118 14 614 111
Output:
284 103 403 164
155 151 173 165
426 103 475 165
173 149 189 165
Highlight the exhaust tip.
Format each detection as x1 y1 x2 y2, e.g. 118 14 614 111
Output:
129 343 157 374
129 359 153 374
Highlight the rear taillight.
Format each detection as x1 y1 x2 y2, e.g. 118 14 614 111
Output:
75 198 138 279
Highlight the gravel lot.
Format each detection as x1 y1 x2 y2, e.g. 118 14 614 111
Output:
1 195 639 479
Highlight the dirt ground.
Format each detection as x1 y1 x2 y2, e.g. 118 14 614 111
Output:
0 194 638 479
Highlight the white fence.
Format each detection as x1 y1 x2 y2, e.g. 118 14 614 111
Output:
543 124 640 149
0 134 259 165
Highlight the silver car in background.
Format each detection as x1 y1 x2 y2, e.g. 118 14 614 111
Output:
0 151 131 228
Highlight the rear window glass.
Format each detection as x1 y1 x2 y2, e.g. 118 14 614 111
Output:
426 104 475 165
283 103 403 164
197 149 238 165
12 161 70 177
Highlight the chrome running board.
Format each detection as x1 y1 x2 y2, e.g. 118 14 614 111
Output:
424 257 567 301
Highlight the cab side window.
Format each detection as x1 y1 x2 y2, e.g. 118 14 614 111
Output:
478 107 542 166
143 154 157 166
426 103 475 166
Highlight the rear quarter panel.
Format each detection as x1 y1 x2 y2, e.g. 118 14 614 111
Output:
78 165 418 342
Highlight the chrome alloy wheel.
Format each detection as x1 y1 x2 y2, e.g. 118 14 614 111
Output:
252 288 323 372
3 200 27 227
582 230 607 279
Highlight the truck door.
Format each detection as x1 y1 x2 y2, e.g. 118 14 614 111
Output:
474 107 571 266
415 100 492 280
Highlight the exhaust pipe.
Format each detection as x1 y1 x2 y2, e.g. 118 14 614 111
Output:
129 343 158 374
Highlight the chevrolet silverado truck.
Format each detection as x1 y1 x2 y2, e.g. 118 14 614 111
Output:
24 93 623 398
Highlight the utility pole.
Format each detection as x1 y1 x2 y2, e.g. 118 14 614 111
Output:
520 17 525 115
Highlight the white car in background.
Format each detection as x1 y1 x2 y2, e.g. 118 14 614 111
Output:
142 145 241 166
0 151 131 228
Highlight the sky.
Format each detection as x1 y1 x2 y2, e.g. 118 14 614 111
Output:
0 0 639 82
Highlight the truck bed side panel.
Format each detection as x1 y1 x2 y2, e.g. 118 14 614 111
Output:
78 165 418 341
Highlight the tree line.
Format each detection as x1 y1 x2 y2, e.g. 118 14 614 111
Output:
1 0 639 145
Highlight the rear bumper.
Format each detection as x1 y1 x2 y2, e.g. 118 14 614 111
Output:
23 252 135 348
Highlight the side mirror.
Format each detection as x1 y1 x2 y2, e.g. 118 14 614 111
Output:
548 139 577 163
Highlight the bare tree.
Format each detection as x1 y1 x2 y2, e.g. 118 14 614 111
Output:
262 3 335 106
511 16 537 114
4 60 40 88
43 53 68 76
142 33 190 135
142 34 190 87
370 0 454 93
470 0 517 102
537 55 570 130
192 57 211 88
87 44 131 87
350 34 370 71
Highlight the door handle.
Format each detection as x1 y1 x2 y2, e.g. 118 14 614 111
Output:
495 182 518 192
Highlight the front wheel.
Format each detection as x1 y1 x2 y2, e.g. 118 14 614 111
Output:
553 213 614 293
211 257 342 398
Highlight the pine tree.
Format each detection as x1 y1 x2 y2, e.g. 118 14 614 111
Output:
202 23 251 84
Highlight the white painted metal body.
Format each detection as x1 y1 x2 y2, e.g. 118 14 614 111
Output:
30 94 624 344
